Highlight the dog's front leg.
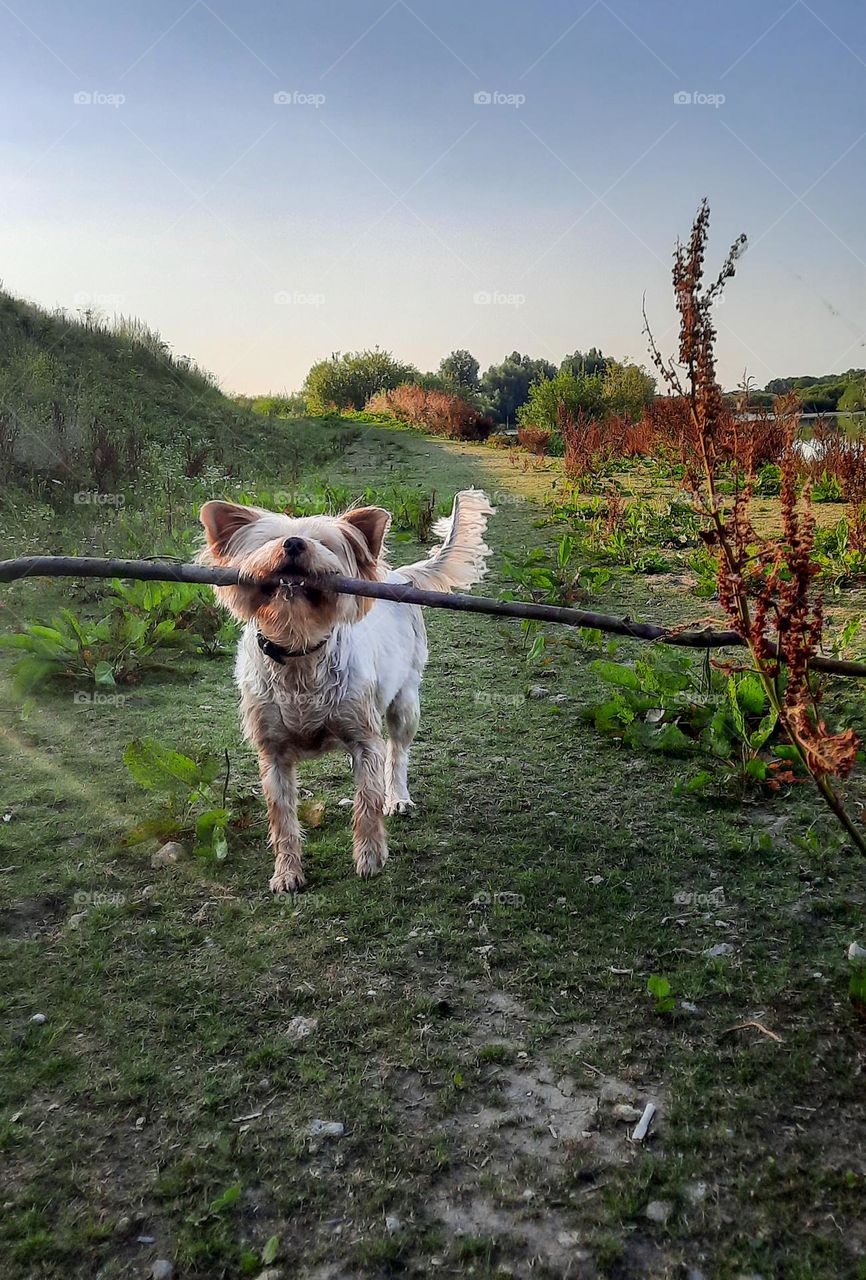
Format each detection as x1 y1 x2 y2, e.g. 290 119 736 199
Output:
258 749 305 893
350 736 388 878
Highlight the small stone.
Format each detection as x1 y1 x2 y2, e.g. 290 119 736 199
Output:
612 1103 642 1123
140 885 156 899
254 1270 284 1280
67 912 88 930
114 1215 131 1236
136 1235 156 1244
848 941 866 962
151 1262 174 1280
687 1270 707 1280
680 1001 700 1015
337 797 353 808
528 685 549 699
521 1188 535 1201
645 1199 672 1224
549 694 569 705
703 943 735 958
151 841 184 868
29 1013 47 1025
385 1215 402 1234
285 1016 318 1042
307 1119 344 1139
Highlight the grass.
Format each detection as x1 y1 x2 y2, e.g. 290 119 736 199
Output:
2 418 866 1279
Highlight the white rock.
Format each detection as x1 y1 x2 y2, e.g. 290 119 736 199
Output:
528 685 549 699
67 912 88 930
680 1001 700 1015
151 1262 174 1280
848 941 866 962
151 841 184 868
307 1119 344 1139
29 1013 47 1025
285 1016 318 1042
645 1199 672 1223
703 943 735 958
385 1215 402 1234
612 1103 642 1123
254 1270 284 1280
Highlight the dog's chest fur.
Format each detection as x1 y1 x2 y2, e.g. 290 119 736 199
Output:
236 627 377 757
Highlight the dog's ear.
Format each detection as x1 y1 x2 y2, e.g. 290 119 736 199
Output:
342 507 391 563
200 501 260 557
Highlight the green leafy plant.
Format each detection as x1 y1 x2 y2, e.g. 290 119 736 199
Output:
647 974 675 1015
123 737 239 859
0 604 192 692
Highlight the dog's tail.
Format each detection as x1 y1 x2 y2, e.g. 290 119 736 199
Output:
397 488 495 592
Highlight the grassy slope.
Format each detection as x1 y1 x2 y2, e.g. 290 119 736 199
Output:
2 421 866 1280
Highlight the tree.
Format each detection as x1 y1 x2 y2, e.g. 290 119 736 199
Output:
303 349 418 413
480 352 557 424
838 379 866 412
438 349 480 393
601 360 655 420
560 347 607 378
517 369 606 431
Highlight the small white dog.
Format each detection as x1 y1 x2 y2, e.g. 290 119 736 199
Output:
199 490 494 892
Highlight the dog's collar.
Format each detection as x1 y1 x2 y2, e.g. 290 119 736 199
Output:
255 629 327 664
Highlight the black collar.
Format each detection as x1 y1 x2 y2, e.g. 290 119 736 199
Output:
255 629 328 664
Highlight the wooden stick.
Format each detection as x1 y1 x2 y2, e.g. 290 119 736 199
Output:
1 555 864 678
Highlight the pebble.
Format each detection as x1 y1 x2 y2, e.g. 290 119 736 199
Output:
684 1180 708 1203
285 1016 318 1042
848 941 866 962
528 685 549 699
29 1013 47 1025
385 1215 402 1234
612 1103 642 1123
645 1199 672 1224
254 1271 284 1280
67 912 88 930
307 1119 344 1139
703 943 735 958
151 1262 174 1280
151 841 184 868
680 1001 701 1015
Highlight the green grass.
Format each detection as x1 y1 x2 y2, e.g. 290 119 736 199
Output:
2 420 866 1278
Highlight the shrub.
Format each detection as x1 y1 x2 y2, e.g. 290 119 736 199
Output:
517 425 551 456
365 384 492 440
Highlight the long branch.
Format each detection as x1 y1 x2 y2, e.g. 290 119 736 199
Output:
0 555 864 678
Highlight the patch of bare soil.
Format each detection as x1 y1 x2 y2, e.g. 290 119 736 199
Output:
425 986 669 1277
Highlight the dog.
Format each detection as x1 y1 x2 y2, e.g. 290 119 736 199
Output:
199 489 494 892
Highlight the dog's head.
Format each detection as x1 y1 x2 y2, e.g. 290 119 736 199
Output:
199 500 390 649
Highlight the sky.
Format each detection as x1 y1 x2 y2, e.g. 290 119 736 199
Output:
2 0 866 394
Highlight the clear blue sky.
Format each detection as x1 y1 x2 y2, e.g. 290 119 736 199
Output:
2 0 865 392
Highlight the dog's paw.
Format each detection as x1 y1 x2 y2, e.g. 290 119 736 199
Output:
354 844 389 878
270 865 306 894
384 795 415 816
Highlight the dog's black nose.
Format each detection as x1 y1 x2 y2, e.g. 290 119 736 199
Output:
283 537 305 559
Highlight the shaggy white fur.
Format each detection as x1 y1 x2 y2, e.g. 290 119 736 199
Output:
199 488 495 891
